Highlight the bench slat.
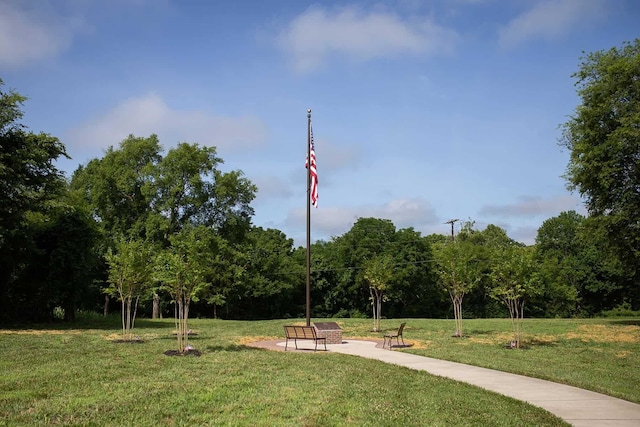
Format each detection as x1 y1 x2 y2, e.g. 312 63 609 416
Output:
283 325 327 352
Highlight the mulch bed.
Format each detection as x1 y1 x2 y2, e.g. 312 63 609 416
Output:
163 349 202 356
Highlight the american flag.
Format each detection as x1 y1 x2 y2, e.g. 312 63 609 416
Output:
306 124 318 207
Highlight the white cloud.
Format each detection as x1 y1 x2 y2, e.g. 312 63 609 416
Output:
0 1 84 67
285 197 439 242
318 140 361 173
278 5 459 72
65 93 269 158
479 194 585 217
253 175 294 204
509 225 540 246
498 0 606 49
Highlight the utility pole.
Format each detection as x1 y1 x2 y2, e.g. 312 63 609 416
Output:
444 218 459 242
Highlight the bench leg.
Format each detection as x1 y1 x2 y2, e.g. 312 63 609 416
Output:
285 338 288 351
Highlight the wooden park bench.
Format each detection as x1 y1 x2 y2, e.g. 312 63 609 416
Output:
383 322 406 349
283 325 327 352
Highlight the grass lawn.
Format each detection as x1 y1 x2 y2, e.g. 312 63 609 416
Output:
342 317 640 404
1 316 636 426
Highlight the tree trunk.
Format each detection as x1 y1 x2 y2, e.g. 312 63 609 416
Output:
183 297 190 351
450 293 464 337
152 292 160 319
63 298 75 322
103 294 110 316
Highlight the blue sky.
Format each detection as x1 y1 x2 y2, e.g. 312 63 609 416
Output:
1 0 638 246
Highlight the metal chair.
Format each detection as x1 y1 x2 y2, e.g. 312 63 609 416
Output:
383 322 406 349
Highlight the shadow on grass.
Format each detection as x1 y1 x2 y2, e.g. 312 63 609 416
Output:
608 319 640 326
524 339 558 347
0 316 176 331
465 330 494 336
387 343 414 349
158 334 204 341
204 344 262 352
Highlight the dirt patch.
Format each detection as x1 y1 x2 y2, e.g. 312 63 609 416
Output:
236 336 280 346
0 329 82 336
565 324 640 343
244 339 287 352
402 340 427 349
468 332 514 345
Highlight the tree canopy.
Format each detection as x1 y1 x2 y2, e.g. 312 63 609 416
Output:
0 79 71 322
561 39 640 297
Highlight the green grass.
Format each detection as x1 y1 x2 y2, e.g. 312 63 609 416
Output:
341 317 640 404
3 316 636 426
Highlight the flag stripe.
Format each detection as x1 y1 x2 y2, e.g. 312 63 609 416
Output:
306 123 318 207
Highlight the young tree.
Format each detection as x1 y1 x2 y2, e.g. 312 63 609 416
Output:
363 254 394 332
105 238 153 341
489 246 540 349
560 39 640 308
155 225 220 353
433 240 481 337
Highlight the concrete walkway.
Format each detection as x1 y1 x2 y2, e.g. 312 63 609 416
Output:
276 339 640 427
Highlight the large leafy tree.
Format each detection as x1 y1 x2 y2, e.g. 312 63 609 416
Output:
534 211 625 316
71 134 161 240
386 228 441 318
234 227 299 319
0 78 69 322
9 206 101 322
331 218 397 316
71 137 256 244
306 240 342 318
560 40 640 307
71 136 257 317
147 142 255 241
328 218 438 320
34 207 102 321
534 211 583 316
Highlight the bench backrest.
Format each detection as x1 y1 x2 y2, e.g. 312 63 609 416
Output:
284 325 317 339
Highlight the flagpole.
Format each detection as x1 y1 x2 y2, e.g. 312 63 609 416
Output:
306 108 312 327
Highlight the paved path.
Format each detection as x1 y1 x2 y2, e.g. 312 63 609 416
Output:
276 340 640 427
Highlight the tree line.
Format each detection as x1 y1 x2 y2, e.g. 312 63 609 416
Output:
1 40 638 327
